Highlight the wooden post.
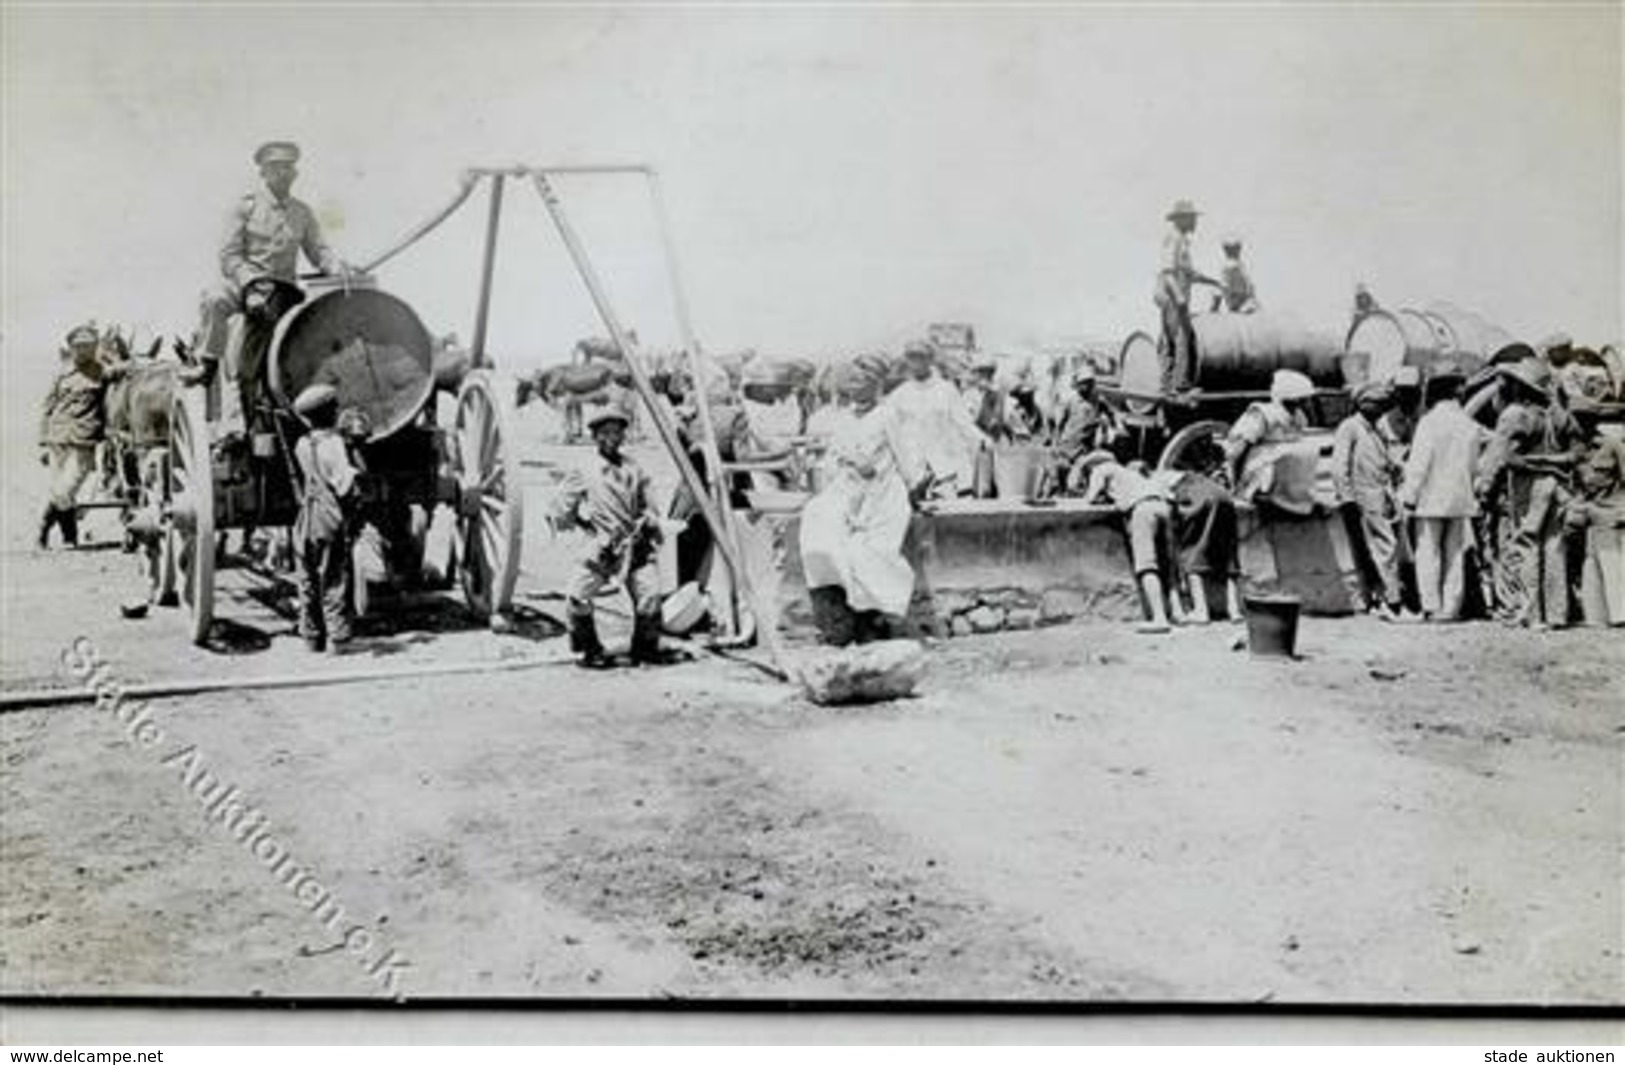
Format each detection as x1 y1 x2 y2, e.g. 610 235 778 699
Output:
528 172 794 680
645 168 746 634
470 174 505 370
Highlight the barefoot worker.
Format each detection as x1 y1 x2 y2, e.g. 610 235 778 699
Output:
1077 451 1179 634
800 360 923 645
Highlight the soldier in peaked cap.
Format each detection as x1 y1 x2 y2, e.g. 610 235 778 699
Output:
181 141 357 409
553 395 676 669
36 324 111 549
1154 199 1222 394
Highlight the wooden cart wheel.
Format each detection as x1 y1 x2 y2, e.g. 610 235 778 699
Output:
452 370 524 620
166 389 215 644
146 451 178 607
1158 419 1230 474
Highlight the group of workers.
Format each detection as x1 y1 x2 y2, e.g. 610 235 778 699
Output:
1332 344 1625 629
788 340 1252 640
32 147 1625 665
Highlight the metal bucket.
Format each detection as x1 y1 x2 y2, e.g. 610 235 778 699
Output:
1244 593 1301 658
992 444 1046 500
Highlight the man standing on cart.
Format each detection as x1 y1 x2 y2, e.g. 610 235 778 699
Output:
180 141 356 422
1153 199 1221 396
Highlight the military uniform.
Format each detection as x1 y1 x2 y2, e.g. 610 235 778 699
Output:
199 186 336 364
554 413 666 664
37 330 108 546
192 143 343 415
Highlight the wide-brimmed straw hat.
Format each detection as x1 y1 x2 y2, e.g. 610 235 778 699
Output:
1499 358 1553 398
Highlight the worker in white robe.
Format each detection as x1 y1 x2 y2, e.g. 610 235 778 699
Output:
882 340 989 499
800 362 925 640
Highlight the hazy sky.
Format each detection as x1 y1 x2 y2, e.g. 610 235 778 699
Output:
3 2 1620 405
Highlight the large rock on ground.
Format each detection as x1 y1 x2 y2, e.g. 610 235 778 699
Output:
797 639 927 706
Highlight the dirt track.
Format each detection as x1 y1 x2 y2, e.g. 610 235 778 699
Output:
2 487 1620 1003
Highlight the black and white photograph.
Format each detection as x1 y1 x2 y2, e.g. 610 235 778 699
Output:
1 0 1620 1038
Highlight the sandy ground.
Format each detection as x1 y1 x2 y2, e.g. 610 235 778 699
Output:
1 423 1622 1005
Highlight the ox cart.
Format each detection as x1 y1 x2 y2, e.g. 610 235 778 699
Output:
1105 310 1354 474
153 281 523 644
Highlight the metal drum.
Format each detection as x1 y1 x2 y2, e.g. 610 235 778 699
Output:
1345 308 1442 384
1190 311 1343 390
268 288 435 442
1117 330 1161 414
1422 301 1511 374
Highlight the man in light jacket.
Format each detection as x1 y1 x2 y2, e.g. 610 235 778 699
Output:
1333 381 1409 619
1399 363 1486 621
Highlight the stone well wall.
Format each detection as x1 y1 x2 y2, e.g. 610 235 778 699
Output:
736 497 1362 640
757 500 1143 639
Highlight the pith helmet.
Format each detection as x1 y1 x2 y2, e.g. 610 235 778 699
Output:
1490 342 1537 366
1500 358 1553 398
1166 199 1200 221
587 398 632 432
254 141 300 166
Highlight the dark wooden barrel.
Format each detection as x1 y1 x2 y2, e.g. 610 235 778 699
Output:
268 288 434 442
1190 311 1343 390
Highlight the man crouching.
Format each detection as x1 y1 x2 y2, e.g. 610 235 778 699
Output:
554 398 677 668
